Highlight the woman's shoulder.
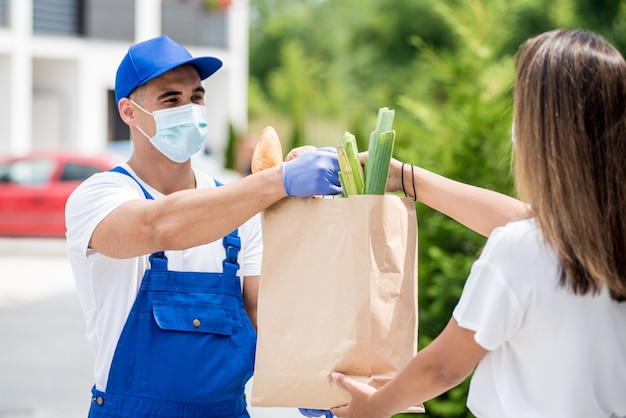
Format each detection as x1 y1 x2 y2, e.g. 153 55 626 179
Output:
491 218 540 245
484 218 554 265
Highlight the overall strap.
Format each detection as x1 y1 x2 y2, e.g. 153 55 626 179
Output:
214 180 242 277
222 231 240 278
109 166 154 200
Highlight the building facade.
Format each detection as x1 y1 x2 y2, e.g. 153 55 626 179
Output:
0 0 249 164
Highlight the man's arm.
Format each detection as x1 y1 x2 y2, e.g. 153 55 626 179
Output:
90 166 285 258
89 145 342 258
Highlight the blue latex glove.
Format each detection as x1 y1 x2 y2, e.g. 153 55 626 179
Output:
299 408 334 418
282 147 342 197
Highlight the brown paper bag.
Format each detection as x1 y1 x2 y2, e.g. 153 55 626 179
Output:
251 195 424 412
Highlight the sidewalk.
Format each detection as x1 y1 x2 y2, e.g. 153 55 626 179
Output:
0 238 72 307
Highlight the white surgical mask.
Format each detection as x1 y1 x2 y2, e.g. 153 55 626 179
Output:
132 100 209 163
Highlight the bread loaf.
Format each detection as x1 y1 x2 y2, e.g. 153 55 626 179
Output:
284 145 317 162
251 126 283 173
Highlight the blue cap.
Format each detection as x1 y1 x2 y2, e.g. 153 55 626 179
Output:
114 35 223 104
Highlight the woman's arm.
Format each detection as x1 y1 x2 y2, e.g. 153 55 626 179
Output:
331 318 487 418
387 158 529 237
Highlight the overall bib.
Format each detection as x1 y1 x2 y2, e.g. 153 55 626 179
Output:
89 167 256 418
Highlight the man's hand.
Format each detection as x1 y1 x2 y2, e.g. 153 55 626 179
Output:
282 147 342 197
299 408 333 418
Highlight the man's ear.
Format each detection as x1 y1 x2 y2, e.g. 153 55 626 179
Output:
118 98 135 125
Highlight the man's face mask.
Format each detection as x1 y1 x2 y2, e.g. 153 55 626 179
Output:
131 100 209 163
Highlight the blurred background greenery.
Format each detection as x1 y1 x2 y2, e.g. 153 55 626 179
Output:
236 0 625 416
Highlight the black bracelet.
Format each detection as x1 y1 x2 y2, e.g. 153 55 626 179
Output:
410 163 417 201
401 162 408 198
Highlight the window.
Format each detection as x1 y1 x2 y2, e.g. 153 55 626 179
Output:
162 0 228 48
33 0 135 41
0 0 9 27
60 163 103 181
108 90 130 143
82 0 134 41
0 159 55 185
33 0 83 36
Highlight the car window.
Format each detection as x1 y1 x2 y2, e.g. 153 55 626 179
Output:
60 163 104 181
0 159 55 184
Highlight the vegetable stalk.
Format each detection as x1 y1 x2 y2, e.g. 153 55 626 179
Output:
336 107 395 196
364 107 395 195
337 144 359 196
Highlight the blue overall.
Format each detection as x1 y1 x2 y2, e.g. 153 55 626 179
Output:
88 166 256 417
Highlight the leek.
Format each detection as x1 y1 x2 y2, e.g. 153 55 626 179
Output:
337 144 360 197
336 107 395 196
364 108 395 195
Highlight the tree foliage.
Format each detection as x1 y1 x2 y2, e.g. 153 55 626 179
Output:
248 1 626 416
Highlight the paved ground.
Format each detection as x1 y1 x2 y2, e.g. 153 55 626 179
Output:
0 238 303 418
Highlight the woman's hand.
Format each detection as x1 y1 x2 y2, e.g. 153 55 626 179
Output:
330 373 388 418
357 152 405 196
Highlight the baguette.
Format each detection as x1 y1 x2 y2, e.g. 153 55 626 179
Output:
284 145 317 162
251 126 283 173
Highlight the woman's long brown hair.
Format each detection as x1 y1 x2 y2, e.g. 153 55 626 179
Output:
513 29 626 302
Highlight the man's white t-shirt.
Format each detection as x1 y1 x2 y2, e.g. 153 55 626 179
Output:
453 218 626 418
65 164 263 392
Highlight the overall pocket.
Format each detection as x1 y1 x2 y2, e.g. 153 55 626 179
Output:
132 296 255 403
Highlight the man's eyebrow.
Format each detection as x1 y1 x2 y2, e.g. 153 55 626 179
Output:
156 86 204 101
157 90 181 101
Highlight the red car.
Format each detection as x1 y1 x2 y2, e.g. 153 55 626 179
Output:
0 151 119 238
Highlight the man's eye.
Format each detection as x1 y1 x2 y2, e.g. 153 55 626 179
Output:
160 99 178 107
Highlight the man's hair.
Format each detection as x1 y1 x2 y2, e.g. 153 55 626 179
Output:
128 84 146 105
513 29 626 301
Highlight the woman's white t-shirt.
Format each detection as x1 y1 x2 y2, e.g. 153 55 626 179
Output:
65 164 263 392
453 218 626 418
